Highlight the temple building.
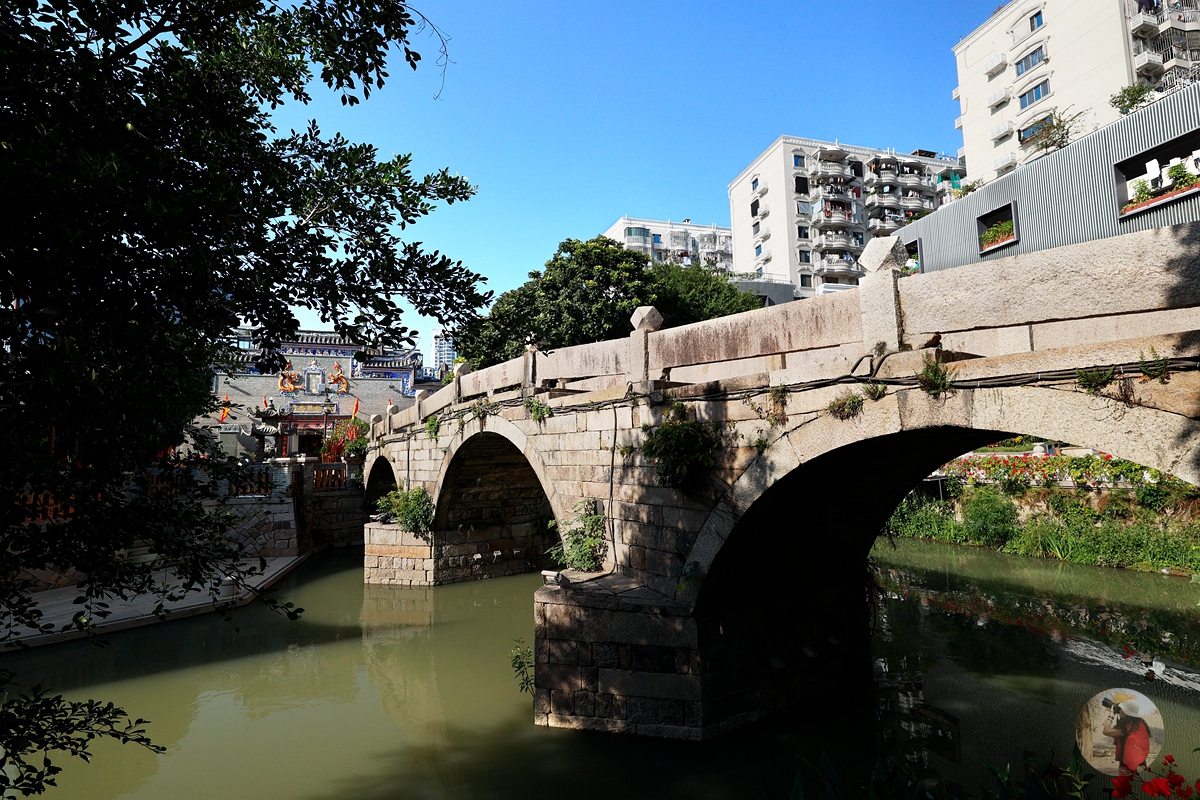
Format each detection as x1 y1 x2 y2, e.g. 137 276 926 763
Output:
207 328 432 459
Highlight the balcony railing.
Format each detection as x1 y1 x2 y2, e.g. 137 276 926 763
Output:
987 87 1011 107
1136 50 1165 75
899 195 931 210
809 161 852 180
1130 11 1159 36
984 52 1008 76
865 193 901 209
990 120 1015 140
814 256 863 275
897 172 928 188
868 216 904 232
993 152 1019 171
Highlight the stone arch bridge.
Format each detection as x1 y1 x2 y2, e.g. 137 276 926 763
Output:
365 224 1200 740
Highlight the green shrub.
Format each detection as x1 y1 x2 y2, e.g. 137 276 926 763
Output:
827 390 864 420
424 414 441 443
376 486 434 534
640 400 723 489
1075 366 1115 395
546 499 607 571
884 496 959 542
1131 179 1153 204
1167 162 1198 191
961 489 1018 548
915 354 956 397
524 397 554 423
1136 483 1171 511
1109 83 1155 114
980 219 1014 248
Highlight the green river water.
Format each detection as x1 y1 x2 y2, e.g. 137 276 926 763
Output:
7 540 1200 799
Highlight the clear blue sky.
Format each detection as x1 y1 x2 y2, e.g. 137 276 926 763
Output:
280 0 1000 359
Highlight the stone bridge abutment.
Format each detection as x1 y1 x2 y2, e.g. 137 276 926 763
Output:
366 222 1200 739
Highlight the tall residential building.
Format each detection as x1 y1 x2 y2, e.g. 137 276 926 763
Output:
953 0 1200 186
601 217 734 270
430 328 457 373
728 138 962 299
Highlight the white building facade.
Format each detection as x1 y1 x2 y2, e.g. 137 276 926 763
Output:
728 137 962 299
953 0 1200 186
601 217 734 270
430 328 457 374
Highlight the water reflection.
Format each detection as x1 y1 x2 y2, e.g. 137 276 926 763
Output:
4 544 1200 799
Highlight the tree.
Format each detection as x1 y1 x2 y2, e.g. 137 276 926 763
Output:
456 237 760 368
1022 107 1087 155
0 1 487 792
1110 83 1156 115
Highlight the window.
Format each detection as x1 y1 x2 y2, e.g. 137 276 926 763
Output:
652 233 661 243
825 277 839 285
1030 11 1043 31
797 250 811 263
977 203 1018 252
750 199 760 217
1019 80 1050 109
752 221 760 235
797 226 809 239
796 201 810 215
794 175 809 194
755 244 763 257
625 227 650 237
752 178 759 191
794 154 805 167
1016 46 1044 76
799 274 812 287
1018 115 1051 144
1114 128 1200 216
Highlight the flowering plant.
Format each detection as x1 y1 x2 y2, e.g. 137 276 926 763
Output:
942 453 1173 491
1111 756 1198 799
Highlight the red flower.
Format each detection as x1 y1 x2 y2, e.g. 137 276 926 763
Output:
1145 777 1173 797
1175 785 1193 799
1168 773 1186 789
1166 756 1177 765
1114 776 1135 798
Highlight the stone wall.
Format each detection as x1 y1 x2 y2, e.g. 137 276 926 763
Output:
221 495 300 556
297 488 365 550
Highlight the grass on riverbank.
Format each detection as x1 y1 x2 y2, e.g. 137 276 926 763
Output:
886 488 1200 574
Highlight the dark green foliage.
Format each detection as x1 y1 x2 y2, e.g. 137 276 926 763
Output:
1139 346 1171 383
961 489 1018 547
1 0 487 779
1075 366 1116 394
509 639 535 695
546 499 607 571
827 390 864 420
915 354 956 397
377 487 434 534
1167 162 1199 191
1137 482 1171 511
455 239 760 368
0 670 167 795
424 415 442 443
639 401 723 490
646 260 761 329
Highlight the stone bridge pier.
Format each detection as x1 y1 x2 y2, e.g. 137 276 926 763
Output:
367 223 1200 739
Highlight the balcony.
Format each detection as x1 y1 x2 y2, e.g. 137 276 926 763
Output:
952 86 961 101
984 52 1008 76
865 168 899 188
811 209 857 228
814 186 852 202
813 232 863 253
987 87 1012 107
955 115 964 130
868 216 904 233
897 172 928 189
1130 12 1159 37
814 256 862 277
1135 50 1165 76
865 192 901 209
990 120 1015 140
993 152 1019 172
809 160 852 180
899 195 931 211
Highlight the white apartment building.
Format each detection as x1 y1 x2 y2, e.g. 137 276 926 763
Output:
728 138 963 299
953 0 1200 185
430 328 457 373
601 217 734 270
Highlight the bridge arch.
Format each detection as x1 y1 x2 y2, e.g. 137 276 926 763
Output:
426 417 565 581
363 455 398 507
680 384 1200 606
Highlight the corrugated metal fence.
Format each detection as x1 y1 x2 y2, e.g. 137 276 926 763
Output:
902 82 1200 272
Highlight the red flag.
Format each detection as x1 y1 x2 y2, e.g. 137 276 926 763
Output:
352 397 360 417
219 396 229 423
263 396 268 409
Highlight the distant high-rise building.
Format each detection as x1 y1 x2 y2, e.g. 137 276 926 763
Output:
431 328 457 373
601 217 734 270
952 0 1200 185
728 137 962 299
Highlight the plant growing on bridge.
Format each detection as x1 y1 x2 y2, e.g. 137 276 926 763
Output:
639 400 723 490
1139 346 1171 383
524 396 554 424
509 638 535 695
377 487 434 535
1076 365 1116 395
424 415 442 443
915 354 956 397
828 390 865 420
546 499 607 571
864 381 888 401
